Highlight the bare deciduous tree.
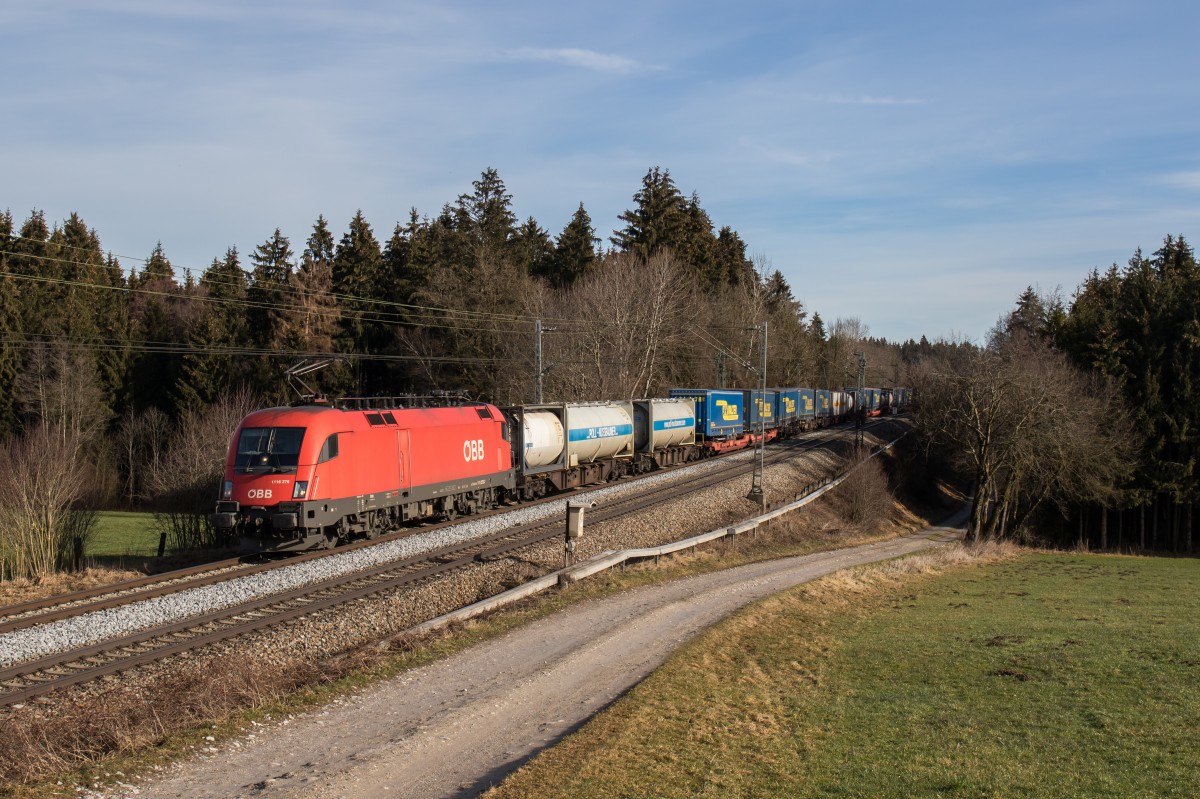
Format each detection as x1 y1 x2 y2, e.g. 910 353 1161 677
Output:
913 336 1133 541
146 388 260 551
0 425 95 580
115 406 172 507
542 252 706 400
836 446 894 531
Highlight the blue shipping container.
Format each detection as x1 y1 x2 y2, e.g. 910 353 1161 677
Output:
816 389 832 417
667 389 745 437
797 388 816 419
742 390 778 431
773 388 800 423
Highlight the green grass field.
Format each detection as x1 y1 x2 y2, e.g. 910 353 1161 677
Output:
487 550 1200 798
89 511 160 558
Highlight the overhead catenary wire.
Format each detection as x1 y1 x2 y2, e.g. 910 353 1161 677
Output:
1 236 589 327
0 246 719 341
2 236 788 379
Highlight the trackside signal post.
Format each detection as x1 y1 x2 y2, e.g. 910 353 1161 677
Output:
565 501 588 567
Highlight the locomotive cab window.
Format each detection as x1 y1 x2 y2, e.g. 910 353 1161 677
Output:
318 433 340 463
236 427 305 473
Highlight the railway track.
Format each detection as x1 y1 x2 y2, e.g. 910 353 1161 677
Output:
0 421 887 708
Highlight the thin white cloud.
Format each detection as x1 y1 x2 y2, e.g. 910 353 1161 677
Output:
797 93 926 106
735 136 834 169
503 47 649 73
1160 170 1200 190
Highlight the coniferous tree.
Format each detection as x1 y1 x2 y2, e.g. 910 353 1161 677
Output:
611 167 686 260
675 193 720 288
49 214 104 342
513 216 554 280
95 252 131 418
245 229 295 401
547 203 598 288
284 217 339 359
10 211 54 339
0 210 21 434
1057 235 1200 550
714 226 755 286
173 248 249 415
128 243 184 415
458 167 517 261
246 228 294 348
332 212 384 390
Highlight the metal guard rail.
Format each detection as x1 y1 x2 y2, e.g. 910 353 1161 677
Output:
406 434 906 637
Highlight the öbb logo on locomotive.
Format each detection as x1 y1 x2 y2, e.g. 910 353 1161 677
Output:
463 438 486 462
212 388 909 553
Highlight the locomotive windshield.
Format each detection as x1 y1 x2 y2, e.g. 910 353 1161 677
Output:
236 427 305 473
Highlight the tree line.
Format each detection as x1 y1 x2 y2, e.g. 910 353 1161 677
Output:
912 236 1198 552
0 167 907 579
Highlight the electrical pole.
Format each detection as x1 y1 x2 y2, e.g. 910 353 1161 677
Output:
854 351 866 450
747 321 768 512
534 319 544 403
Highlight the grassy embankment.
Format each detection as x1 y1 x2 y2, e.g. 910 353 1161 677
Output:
487 548 1200 798
89 511 159 558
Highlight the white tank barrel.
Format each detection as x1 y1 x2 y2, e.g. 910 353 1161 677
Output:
565 403 634 465
634 399 696 451
521 411 565 468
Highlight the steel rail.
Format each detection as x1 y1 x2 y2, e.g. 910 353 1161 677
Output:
0 420 896 708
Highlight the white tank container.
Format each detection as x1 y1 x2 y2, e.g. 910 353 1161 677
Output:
634 399 696 451
521 411 565 468
565 402 634 466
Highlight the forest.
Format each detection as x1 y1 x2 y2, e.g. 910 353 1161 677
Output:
0 167 908 579
1 165 1195 580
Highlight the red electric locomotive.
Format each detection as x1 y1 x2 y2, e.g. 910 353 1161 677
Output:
211 398 516 552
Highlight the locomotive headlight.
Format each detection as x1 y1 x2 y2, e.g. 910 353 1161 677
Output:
293 481 309 499
222 480 233 500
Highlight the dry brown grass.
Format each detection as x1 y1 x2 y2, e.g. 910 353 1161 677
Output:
0 655 324 786
0 566 145 608
0 446 963 794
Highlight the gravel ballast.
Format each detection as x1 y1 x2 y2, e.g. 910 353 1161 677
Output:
0 440 835 669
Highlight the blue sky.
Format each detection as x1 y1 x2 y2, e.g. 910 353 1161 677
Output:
3 0 1198 343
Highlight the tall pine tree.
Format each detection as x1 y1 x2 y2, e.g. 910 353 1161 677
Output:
547 203 598 287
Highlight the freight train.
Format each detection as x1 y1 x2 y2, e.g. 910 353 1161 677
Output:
212 386 910 552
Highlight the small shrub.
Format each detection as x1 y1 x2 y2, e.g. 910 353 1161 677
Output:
837 448 893 531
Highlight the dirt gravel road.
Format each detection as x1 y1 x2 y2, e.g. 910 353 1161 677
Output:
123 521 962 799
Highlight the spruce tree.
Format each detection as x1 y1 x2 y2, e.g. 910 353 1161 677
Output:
173 248 249 415
548 203 598 287
332 212 384 384
513 216 554 280
246 228 294 348
714 226 755 286
285 217 339 358
611 167 686 260
11 211 54 338
128 243 183 415
245 229 295 400
458 167 517 259
0 210 21 434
